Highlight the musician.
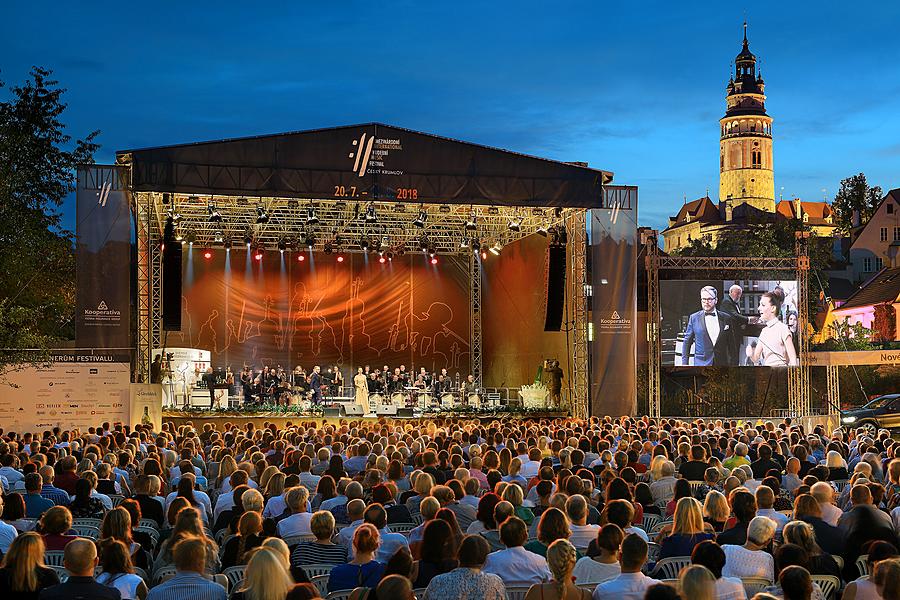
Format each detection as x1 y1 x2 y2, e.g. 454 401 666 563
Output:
434 374 451 395
388 368 405 394
202 367 217 409
367 371 383 395
462 374 477 396
332 365 344 393
293 367 311 400
418 367 432 387
309 365 323 405
398 364 409 384
546 360 564 409
354 367 369 414
240 367 254 404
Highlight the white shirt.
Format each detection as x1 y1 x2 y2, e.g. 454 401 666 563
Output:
0 520 18 553
705 310 720 344
0 467 23 484
569 524 601 549
164 490 212 520
757 508 789 534
572 557 620 585
624 526 649 542
337 519 364 547
276 512 313 538
820 502 842 527
375 531 410 563
96 572 144 600
592 572 657 600
650 477 677 502
263 494 287 519
483 546 552 587
721 544 774 581
520 460 542 479
715 576 748 600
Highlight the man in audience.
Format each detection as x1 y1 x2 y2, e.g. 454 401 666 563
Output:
750 443 780 480
678 446 709 481
146 537 226 600
755 485 789 535
810 481 842 527
567 494 600 549
337 499 368 547
483 516 551 586
716 489 757 546
23 472 54 518
432 484 477 531
39 538 120 599
38 466 69 506
276 486 313 538
363 503 410 562
592 534 655 600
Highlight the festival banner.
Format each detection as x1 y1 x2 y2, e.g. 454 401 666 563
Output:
2 351 131 432
75 166 131 349
129 384 164 430
590 187 638 415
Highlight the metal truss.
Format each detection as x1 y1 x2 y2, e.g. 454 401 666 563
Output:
147 193 574 256
470 253 483 389
133 191 165 381
568 211 590 419
826 365 840 416
646 233 811 418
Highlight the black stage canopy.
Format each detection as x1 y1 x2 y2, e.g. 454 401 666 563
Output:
118 123 612 208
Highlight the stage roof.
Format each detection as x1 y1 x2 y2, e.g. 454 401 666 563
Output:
118 123 613 209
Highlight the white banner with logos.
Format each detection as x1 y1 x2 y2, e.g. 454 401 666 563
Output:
4 353 131 433
806 350 900 366
129 384 163 430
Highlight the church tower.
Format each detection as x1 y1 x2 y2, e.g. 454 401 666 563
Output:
719 23 775 215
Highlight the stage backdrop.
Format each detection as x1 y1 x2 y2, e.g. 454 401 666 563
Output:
166 251 471 376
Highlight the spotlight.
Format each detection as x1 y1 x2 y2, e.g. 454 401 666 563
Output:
439 205 451 213
207 202 222 222
508 217 521 232
223 237 233 250
253 245 263 261
324 241 334 255
243 228 253 247
481 250 488 260
428 246 437 258
459 237 470 249
359 235 370 251
203 248 213 259
465 212 477 231
386 252 394 261
430 256 438 265
175 229 184 242
413 209 427 228
278 238 287 253
256 205 269 224
472 238 481 252
297 254 305 262
305 232 317 249
379 256 386 264
489 241 503 256
306 206 319 225
418 236 429 252
365 204 377 224
214 230 224 243
336 254 345 263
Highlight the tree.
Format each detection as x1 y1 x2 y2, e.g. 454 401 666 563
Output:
0 67 99 381
831 173 882 234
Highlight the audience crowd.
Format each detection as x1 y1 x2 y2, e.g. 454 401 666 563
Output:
0 416 896 600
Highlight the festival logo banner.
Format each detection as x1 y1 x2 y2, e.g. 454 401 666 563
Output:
76 166 131 349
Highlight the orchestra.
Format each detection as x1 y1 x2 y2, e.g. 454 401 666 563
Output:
170 361 482 413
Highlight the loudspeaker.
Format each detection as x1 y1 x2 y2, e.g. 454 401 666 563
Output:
544 245 566 331
162 242 182 331
397 408 414 418
341 404 364 417
375 405 398 416
323 407 342 418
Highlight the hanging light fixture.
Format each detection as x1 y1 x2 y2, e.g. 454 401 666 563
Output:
208 202 222 222
365 203 377 224
256 205 269 224
413 208 427 228
306 206 319 225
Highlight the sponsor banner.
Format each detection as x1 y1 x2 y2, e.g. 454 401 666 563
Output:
129 384 164 430
806 351 900 366
75 166 131 349
590 187 638 416
4 352 131 432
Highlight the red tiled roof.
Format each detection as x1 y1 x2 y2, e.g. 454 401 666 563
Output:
775 200 834 224
666 196 721 229
836 267 900 311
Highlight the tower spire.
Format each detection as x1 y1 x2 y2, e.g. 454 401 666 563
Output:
743 21 748 46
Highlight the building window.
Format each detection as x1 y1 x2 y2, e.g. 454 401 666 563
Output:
876 258 884 270
894 227 900 241
888 203 894 214
881 227 888 242
752 151 761 168
864 257 873 272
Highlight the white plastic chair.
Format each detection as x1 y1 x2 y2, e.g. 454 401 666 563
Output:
44 551 66 567
303 563 337 578
810 575 840 600
650 556 691 579
741 577 772 597
222 565 246 590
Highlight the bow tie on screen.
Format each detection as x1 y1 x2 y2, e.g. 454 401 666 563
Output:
705 311 716 316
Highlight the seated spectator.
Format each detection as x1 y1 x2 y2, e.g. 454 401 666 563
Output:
751 444 781 480
524 508 572 558
413 519 458 588
658 497 715 560
567 495 599 550
432 484 477 532
132 475 164 528
145 537 226 600
755 485 789 535
409 497 441 556
809 483 841 528
634 483 661 516
679 564 715 600
372 483 412 525
3 492 34 533
572 523 622 585
231 546 295 600
96 539 148 600
423 534 505 600
480 501 515 553
502 483 534 526
781 521 840 580
38 537 120 600
38 506 76 551
777 566 813 600
118 499 154 556
838 484 897 580
38 467 69 507
825 451 849 482
525 539 589 600
649 461 677 503
155 507 219 575
0 495 18 552
291 510 348 568
702 490 729 533
721 516 776 581
591 534 655 600
483 516 551 587
221 511 264 569
679 446 709 482
23 473 53 518
328 524 385 592
0 532 59 598
717 490 757 546
872 557 900 600
664 479 692 518
276 486 313 539
791 494 842 556
68 478 106 519
602 499 647 543
605 478 643 525
362 503 409 563
690 540 745 600
840 541 897 600
100 507 151 572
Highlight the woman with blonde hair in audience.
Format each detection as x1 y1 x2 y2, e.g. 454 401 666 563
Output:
216 455 238 491
404 472 434 514
525 539 590 600
503 458 528 489
258 465 279 492
650 455 668 481
782 521 840 579
96 538 148 600
222 510 265 568
501 482 533 525
231 546 295 600
498 447 512 475
0 532 59 597
658 497 715 559
155 506 219 574
39 506 77 551
702 490 730 533
679 565 716 600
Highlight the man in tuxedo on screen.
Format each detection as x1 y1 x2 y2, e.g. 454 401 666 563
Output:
718 284 760 366
681 285 733 366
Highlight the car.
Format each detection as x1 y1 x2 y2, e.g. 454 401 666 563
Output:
841 393 900 436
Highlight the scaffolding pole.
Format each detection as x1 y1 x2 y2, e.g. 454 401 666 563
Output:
569 210 589 419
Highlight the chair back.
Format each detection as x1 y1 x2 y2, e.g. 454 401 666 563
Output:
109 494 125 507
650 556 691 579
70 525 101 539
311 574 330 597
135 525 160 547
139 519 160 531
390 522 417 534
649 519 673 535
72 518 103 530
325 590 355 600
303 563 337 578
856 554 869 577
222 565 246 589
49 565 69 582
647 542 661 564
44 551 66 567
641 514 661 532
810 574 840 600
741 577 772 597
832 480 849 493
505 587 531 600
152 565 178 586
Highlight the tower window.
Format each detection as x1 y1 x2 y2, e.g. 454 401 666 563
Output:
751 151 762 168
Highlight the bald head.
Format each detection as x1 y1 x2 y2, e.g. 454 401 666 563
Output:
64 538 98 576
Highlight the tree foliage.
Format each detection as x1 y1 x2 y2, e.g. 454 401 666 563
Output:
831 173 882 234
0 67 99 379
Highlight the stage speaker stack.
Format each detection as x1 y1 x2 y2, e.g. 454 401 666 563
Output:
397 408 414 418
323 407 342 418
544 244 566 331
341 404 364 417
375 405 398 416
161 223 182 331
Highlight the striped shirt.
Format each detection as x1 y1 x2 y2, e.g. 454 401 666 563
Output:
291 541 349 567
146 571 226 600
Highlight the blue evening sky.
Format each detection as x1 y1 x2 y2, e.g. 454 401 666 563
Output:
2 1 898 232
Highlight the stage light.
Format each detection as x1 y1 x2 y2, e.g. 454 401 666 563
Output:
418 236 429 252
465 212 477 231
481 250 488 260
439 205 451 213
323 241 334 255
430 256 438 265
472 238 481 252
379 256 386 264
253 246 263 261
413 209 427 228
336 254 345 263
256 205 269 224
203 248 213 259
359 235 370 251
208 202 222 222
489 242 503 256
536 225 549 237
243 228 253 247
223 237 233 250
365 204 377 224
213 230 224 243
175 230 184 242
306 206 319 225
532 208 545 216
488 206 499 215
508 217 521 232
278 238 287 253
459 237 470 249
386 252 394 261
297 254 305 262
